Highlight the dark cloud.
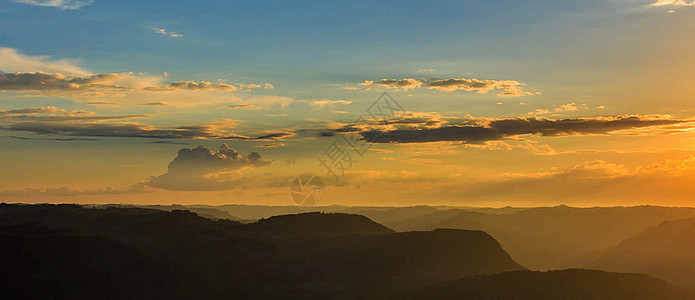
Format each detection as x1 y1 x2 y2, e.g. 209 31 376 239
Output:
0 72 127 91
8 121 292 140
8 122 225 139
86 101 122 105
0 106 145 122
359 78 424 90
144 81 237 91
255 143 285 148
216 104 263 110
347 116 689 144
144 144 273 191
0 72 267 94
7 135 99 141
2 106 295 141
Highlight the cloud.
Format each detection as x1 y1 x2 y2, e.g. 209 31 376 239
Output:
86 101 121 105
333 114 690 144
358 77 534 97
0 50 275 102
154 28 182 38
635 154 695 175
216 104 263 110
527 103 589 116
0 48 91 76
0 72 133 91
650 0 695 6
1 106 295 140
8 121 229 139
255 143 285 148
143 144 273 191
307 100 353 109
428 78 532 97
0 72 272 97
145 81 237 91
12 0 93 10
435 153 695 205
142 101 169 106
359 78 425 90
0 106 141 122
0 186 142 197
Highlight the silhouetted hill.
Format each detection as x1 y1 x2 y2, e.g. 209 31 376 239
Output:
0 204 525 298
140 204 239 220
387 205 695 269
567 216 695 288
247 212 395 239
0 222 177 299
204 204 445 226
305 229 525 288
401 269 694 300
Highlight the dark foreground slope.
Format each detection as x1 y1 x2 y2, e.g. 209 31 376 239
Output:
401 269 694 300
0 222 179 299
567 217 695 288
0 204 522 298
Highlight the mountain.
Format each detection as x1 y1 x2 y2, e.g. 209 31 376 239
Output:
401 269 694 300
314 229 525 287
139 204 239 220
0 222 178 299
566 216 695 288
0 204 524 298
385 205 695 269
247 212 395 239
203 204 444 224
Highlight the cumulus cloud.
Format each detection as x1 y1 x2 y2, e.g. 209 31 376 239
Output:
332 114 690 144
528 103 589 116
0 48 91 76
12 0 92 10
359 78 425 90
143 144 273 191
358 77 534 97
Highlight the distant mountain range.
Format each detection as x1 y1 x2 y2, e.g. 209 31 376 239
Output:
1 203 692 299
566 216 695 288
139 204 695 271
383 205 695 270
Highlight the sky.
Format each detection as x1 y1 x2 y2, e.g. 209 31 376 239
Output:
2 0 695 207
